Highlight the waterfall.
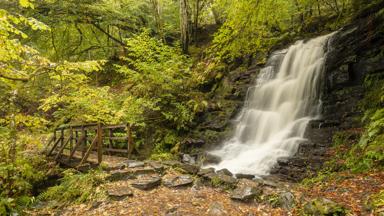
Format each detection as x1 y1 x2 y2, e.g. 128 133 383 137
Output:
208 33 334 176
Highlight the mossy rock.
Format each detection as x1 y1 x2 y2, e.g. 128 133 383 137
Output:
303 198 347 216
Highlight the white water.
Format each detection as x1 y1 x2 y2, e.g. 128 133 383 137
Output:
208 34 334 176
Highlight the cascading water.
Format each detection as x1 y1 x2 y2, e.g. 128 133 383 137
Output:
208 33 334 176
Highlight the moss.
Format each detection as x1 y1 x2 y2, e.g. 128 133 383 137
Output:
303 198 347 216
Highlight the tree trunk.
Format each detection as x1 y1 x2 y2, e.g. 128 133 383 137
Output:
180 0 189 54
151 0 165 42
193 0 200 45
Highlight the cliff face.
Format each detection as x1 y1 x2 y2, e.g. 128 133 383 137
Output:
271 9 384 181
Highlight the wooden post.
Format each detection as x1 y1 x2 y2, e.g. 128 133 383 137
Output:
126 124 133 159
53 130 57 145
69 126 73 153
82 126 87 158
109 128 113 155
97 123 103 164
60 128 64 147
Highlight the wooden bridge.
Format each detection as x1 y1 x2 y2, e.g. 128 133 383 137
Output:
45 123 134 168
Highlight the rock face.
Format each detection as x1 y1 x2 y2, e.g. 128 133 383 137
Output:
271 12 384 181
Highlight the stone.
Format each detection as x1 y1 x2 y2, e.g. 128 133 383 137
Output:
278 192 295 210
107 185 133 200
127 161 145 168
163 175 194 188
303 198 346 216
131 168 157 176
131 176 161 190
216 168 233 176
148 161 165 172
197 167 215 176
106 169 135 181
181 154 196 165
235 173 255 180
203 153 222 165
206 202 227 216
230 185 260 201
179 163 199 174
205 172 237 188
181 138 205 148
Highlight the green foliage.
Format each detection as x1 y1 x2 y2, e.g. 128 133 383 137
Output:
345 76 384 172
38 169 107 206
0 153 50 215
209 0 353 62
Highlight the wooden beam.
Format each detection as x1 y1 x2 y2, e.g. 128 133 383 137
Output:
77 136 98 167
97 123 103 164
54 134 73 161
68 134 85 162
48 138 62 156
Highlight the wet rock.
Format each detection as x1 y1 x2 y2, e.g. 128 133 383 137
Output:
181 154 196 165
205 172 237 188
164 175 194 187
179 163 199 174
107 185 133 200
131 176 161 190
235 173 255 180
127 161 145 168
163 160 182 167
203 153 222 165
278 192 295 210
230 185 260 201
216 168 233 176
148 161 165 172
107 169 135 181
303 198 346 216
181 138 205 148
197 167 215 176
207 202 227 216
131 168 156 176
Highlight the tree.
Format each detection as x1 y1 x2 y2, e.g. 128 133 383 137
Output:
180 0 190 53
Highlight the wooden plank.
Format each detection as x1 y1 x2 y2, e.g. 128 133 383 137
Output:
102 124 127 129
68 135 85 162
77 136 98 167
104 148 129 153
54 134 73 161
48 138 62 156
43 135 54 154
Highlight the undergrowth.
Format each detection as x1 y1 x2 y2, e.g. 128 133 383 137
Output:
38 169 108 207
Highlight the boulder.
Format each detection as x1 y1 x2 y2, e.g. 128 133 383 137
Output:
216 168 233 176
205 172 237 188
230 185 260 201
303 198 346 215
131 168 157 176
179 163 199 174
235 173 255 180
163 175 194 188
107 169 135 181
107 185 133 200
127 161 145 168
197 167 215 176
148 161 165 172
131 176 161 190
181 154 197 165
203 153 222 165
278 192 295 210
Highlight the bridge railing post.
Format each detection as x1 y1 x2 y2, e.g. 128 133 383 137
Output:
97 123 103 164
